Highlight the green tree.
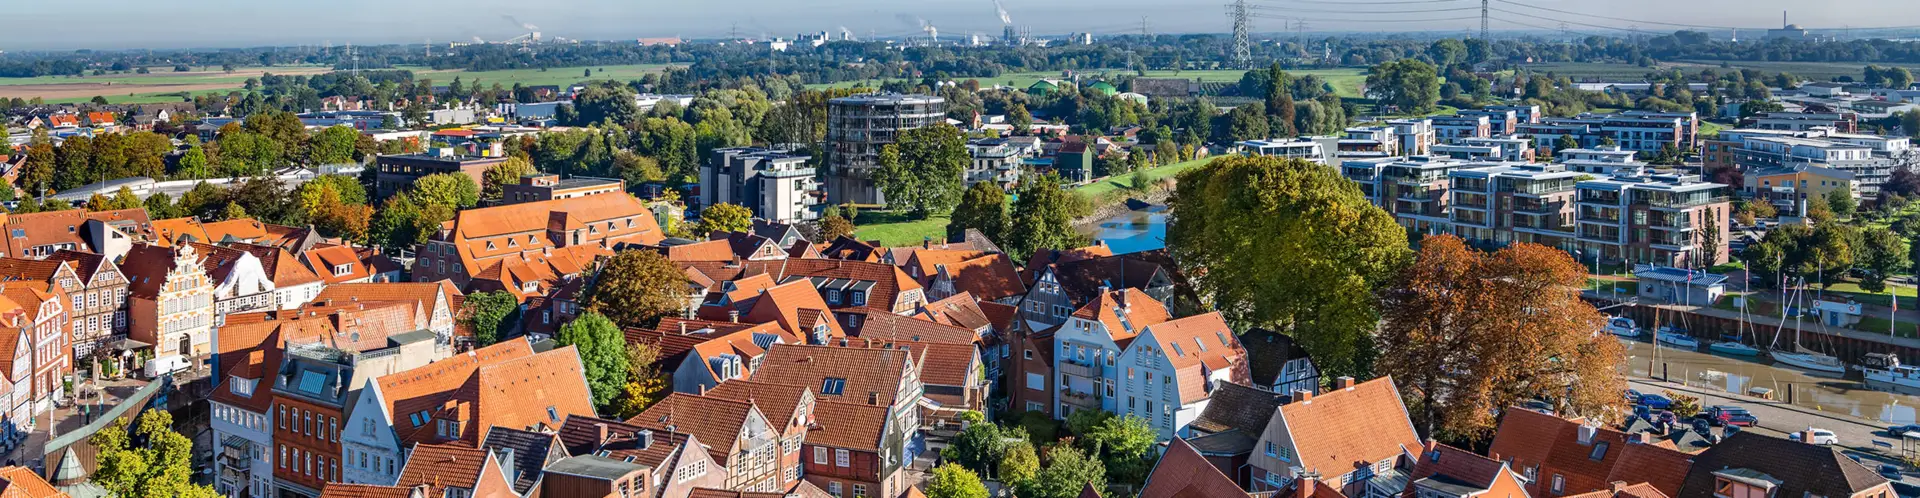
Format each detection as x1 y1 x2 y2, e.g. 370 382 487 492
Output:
872 123 969 218
1025 445 1106 498
1553 135 1580 154
108 186 141 210
1220 102 1269 143
1859 227 1910 292
461 290 521 346
1006 173 1090 261
695 202 755 235
1265 63 1297 137
176 145 213 179
408 172 481 209
91 410 220 498
1086 415 1156 460
1826 188 1855 219
144 192 182 219
1366 59 1442 114
942 422 1008 477
611 341 671 419
220 202 249 221
554 311 631 412
1000 440 1040 490
926 464 991 498
948 181 1010 243
1008 104 1034 135
307 125 360 165
581 250 689 328
1168 156 1411 376
481 156 537 203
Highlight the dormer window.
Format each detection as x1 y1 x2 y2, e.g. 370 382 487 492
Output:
849 291 866 306
485 241 496 250
333 264 352 276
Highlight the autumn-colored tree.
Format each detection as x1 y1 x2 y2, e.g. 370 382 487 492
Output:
611 341 670 419
300 180 374 243
1376 235 1625 440
581 250 689 328
481 156 536 203
817 214 856 242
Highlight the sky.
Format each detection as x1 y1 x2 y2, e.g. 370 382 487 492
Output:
5 0 1920 51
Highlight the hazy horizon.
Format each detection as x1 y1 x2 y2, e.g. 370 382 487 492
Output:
5 0 1920 52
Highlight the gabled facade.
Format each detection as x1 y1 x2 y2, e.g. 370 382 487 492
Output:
123 243 216 363
188 242 279 324
1051 289 1171 419
1403 441 1531 498
1249 376 1423 498
1117 311 1249 439
212 350 278 498
43 250 129 359
802 401 904 498
631 393 782 493
556 415 731 498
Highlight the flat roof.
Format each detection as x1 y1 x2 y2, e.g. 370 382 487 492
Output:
546 455 647 479
830 93 944 105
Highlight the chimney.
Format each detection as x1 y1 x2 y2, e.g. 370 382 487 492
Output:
728 310 739 323
1292 389 1313 404
680 322 688 335
635 429 653 449
595 423 609 445
1634 432 1655 445
1335 376 1355 390
1611 482 1630 493
1298 477 1315 498
1577 424 1599 445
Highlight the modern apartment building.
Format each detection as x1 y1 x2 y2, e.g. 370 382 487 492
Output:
1389 119 1436 156
1236 139 1327 162
1433 137 1534 162
1519 111 1698 154
1744 111 1857 132
703 147 820 223
825 94 946 205
499 174 625 205
1344 155 1730 267
1432 115 1491 144
1710 128 1914 196
1573 172 1732 267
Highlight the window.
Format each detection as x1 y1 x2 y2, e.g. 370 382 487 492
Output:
829 482 843 498
835 449 850 467
821 378 847 395
853 484 868 498
849 291 866 306
1026 373 1044 390
1265 441 1278 457
334 264 352 276
1714 478 1734 498
1551 475 1564 494
826 290 842 304
1027 401 1044 412
1023 349 1033 360
1588 442 1609 461
814 447 828 464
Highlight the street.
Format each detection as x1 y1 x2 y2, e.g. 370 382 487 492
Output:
1630 376 1918 483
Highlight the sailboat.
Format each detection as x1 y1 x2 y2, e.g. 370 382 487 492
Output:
1656 325 1701 349
1770 277 1847 375
1709 292 1761 357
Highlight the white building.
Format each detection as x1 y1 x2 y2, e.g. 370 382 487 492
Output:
1052 289 1172 420
211 352 276 498
1115 312 1247 440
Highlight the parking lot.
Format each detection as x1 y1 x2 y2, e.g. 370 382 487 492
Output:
1631 377 1919 485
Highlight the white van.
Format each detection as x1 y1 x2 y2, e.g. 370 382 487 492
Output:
143 355 189 378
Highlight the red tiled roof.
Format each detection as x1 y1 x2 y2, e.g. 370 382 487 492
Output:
1138 312 1248 404
1275 376 1422 478
845 310 979 345
705 380 812 430
392 443 489 498
437 192 663 282
806 400 890 452
740 280 844 340
375 340 542 445
1072 288 1171 344
754 344 913 408
1405 441 1513 496
932 253 1026 302
555 415 698 469
1564 483 1670 498
628 393 759 465
302 244 372 284
1140 438 1250 498
316 483 419 498
1488 408 1693 498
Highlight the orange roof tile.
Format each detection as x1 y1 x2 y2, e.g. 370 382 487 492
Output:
629 393 760 465
316 483 418 498
1138 312 1248 404
1488 409 1693 498
741 280 844 340
932 253 1027 302
754 344 913 409
0 465 67 498
375 340 537 444
1072 288 1171 343
1275 376 1422 478
806 400 890 452
439 192 663 282
1564 483 1671 498
1140 438 1250 498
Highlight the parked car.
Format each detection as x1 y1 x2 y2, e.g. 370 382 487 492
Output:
1638 393 1673 410
1702 406 1759 427
1888 424 1920 437
1625 389 1643 404
1789 428 1839 445
1881 464 1903 480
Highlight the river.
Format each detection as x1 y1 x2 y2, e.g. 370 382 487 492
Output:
1082 204 1168 254
1084 204 1920 426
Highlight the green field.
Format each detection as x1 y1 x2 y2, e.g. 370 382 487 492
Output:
48 90 241 105
811 68 1370 98
402 64 678 88
1516 60 1920 82
0 64 334 86
0 63 677 104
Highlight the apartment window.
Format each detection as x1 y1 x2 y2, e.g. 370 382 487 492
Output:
829 482 843 498
1265 441 1277 457
815 447 828 464
1023 349 1033 360
279 445 286 468
1027 401 1044 412
853 484 868 498
1026 373 1044 390
1551 475 1564 494
835 449 850 467
826 290 842 304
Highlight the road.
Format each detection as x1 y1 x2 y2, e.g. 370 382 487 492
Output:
1630 376 1916 482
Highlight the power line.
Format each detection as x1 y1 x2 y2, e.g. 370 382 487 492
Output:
1247 4 1480 14
1230 0 1252 69
1249 13 1480 23
1487 8 1662 34
1480 0 1489 40
1492 0 1735 30
1253 0 1469 5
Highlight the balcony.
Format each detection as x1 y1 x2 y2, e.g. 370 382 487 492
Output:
1453 192 1489 206
1058 359 1101 379
1648 216 1693 231
1397 189 1439 203
1577 192 1624 205
1577 228 1623 244
1513 200 1561 215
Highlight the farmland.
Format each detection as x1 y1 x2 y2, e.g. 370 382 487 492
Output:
0 63 677 105
1516 60 1920 82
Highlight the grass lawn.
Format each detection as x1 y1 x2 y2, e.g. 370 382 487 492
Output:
851 212 952 247
1853 316 1918 338
1071 157 1219 201
0 65 333 86
1700 121 1727 140
1817 281 1918 309
49 88 241 105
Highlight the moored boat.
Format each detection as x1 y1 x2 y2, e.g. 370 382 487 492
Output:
1707 341 1761 357
1771 350 1847 375
1859 353 1920 394
1656 326 1699 349
1605 316 1641 338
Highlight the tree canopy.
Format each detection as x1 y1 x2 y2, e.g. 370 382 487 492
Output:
872 123 969 218
581 249 690 329
554 311 630 413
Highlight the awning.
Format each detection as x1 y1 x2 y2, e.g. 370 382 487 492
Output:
107 338 151 350
221 435 252 451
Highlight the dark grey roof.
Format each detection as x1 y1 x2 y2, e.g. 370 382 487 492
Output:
1189 382 1284 436
387 329 437 347
1242 328 1315 387
1415 476 1486 497
1677 432 1887 498
1184 429 1258 457
544 455 646 480
482 426 562 495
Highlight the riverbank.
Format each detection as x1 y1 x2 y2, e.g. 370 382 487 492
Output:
852 156 1218 246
